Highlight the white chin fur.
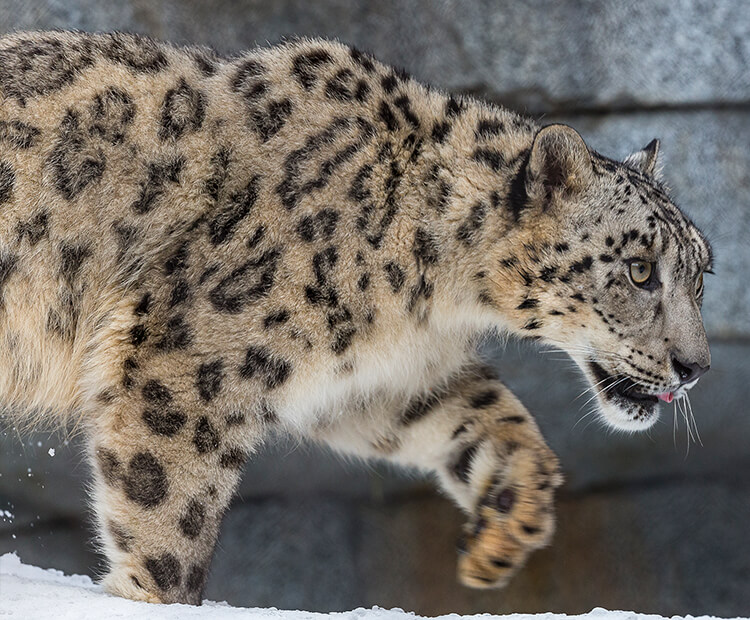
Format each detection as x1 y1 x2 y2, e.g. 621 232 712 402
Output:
596 397 660 432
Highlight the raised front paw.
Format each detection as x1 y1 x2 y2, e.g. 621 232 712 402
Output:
457 446 562 589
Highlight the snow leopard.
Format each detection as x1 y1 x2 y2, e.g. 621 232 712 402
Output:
0 31 710 604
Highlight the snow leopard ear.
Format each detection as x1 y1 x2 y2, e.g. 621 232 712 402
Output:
624 139 661 178
526 124 593 207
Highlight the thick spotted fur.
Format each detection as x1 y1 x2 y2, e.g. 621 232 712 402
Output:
0 31 711 604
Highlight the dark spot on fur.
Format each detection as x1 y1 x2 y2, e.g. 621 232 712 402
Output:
499 415 526 424
209 249 280 313
122 356 138 389
381 74 398 93
96 448 122 486
130 324 148 346
179 499 206 539
196 359 224 402
506 150 531 221
101 32 168 73
431 121 450 143
142 406 187 437
0 35 96 104
472 147 505 171
378 100 399 131
470 389 500 409
239 345 292 389
445 96 465 117
456 201 488 245
155 314 193 351
384 261 405 292
263 309 290 329
258 401 279 424
59 242 91 285
124 452 168 508
453 442 480 483
276 116 375 211
219 447 247 469
401 388 445 425
249 97 294 142
168 279 191 308
164 242 189 275
476 119 504 139
523 318 542 330
292 49 333 90
185 563 206 593
393 95 420 128
192 47 220 76
570 256 593 273
16 210 49 246
159 78 205 140
297 216 315 242
326 68 370 102
331 326 356 355
131 156 185 214
194 416 220 453
225 412 246 426
142 379 172 405
517 298 539 310
491 558 513 569
89 86 136 144
413 228 439 265
145 553 181 591
0 119 40 149
48 111 105 200
0 161 15 204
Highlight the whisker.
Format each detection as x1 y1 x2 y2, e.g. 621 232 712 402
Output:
685 394 702 446
573 372 622 402
677 398 693 457
573 407 599 431
579 375 630 410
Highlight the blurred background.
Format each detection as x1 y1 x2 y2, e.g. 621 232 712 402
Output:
1 0 749 616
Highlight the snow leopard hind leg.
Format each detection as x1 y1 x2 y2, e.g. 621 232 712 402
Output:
88 350 270 605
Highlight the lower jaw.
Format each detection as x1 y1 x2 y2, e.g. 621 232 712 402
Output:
599 397 659 431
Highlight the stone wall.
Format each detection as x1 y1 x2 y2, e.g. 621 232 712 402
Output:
1 1 749 615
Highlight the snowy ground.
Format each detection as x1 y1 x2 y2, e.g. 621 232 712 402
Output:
0 553 745 620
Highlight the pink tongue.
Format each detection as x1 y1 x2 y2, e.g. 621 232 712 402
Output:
657 392 674 403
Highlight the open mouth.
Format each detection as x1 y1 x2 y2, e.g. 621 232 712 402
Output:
587 361 659 406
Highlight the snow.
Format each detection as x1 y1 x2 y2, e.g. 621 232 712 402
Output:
0 553 744 620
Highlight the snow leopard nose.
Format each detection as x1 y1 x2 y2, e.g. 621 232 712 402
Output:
670 354 709 385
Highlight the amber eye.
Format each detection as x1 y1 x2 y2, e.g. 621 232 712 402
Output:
696 272 704 297
629 261 653 286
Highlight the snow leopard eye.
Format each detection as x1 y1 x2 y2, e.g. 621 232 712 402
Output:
629 260 654 287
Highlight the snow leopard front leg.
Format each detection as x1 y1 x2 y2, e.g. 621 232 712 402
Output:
87 351 269 605
320 363 563 588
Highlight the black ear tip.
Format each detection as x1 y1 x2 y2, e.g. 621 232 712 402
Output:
645 138 660 153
